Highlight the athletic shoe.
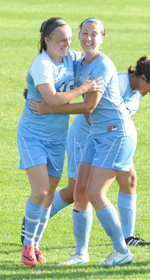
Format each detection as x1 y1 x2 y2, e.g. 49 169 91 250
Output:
21 216 25 245
58 253 89 266
97 250 132 266
22 245 37 267
34 248 46 263
125 234 150 246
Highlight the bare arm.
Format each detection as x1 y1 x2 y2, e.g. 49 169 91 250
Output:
84 113 91 126
37 75 103 107
29 89 103 115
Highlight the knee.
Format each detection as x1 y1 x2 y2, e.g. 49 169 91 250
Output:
60 187 74 204
65 194 74 204
127 171 137 192
39 189 49 198
119 171 137 195
31 188 48 204
131 172 137 188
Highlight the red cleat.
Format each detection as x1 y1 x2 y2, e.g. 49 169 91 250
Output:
22 245 37 267
34 248 46 263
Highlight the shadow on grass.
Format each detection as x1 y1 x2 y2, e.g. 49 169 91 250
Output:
0 261 150 280
0 242 112 255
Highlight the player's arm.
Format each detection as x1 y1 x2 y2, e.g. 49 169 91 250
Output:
28 89 103 115
37 74 103 107
84 113 91 126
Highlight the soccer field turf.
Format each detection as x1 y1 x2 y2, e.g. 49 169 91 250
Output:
0 0 150 279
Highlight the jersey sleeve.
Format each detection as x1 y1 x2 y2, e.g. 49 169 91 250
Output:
29 57 54 86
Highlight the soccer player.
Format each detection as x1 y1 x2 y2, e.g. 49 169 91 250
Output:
17 16 102 267
57 17 137 266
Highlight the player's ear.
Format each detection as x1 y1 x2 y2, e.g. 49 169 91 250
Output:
140 74 147 84
44 37 49 45
78 32 81 40
99 35 104 44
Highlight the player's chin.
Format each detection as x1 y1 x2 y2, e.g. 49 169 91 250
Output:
143 92 148 97
140 91 146 97
62 49 69 56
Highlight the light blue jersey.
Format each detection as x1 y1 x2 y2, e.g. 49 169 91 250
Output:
17 49 78 141
74 53 134 138
118 72 142 118
69 71 141 141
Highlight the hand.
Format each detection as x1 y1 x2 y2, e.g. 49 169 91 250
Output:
28 99 53 114
82 75 105 93
23 88 28 99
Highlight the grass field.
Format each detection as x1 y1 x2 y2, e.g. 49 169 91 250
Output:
1 0 150 279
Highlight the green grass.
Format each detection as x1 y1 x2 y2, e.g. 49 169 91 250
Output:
1 0 150 279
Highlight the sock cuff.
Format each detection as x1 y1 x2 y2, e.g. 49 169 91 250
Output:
96 202 113 221
118 191 137 208
26 199 44 214
73 206 93 220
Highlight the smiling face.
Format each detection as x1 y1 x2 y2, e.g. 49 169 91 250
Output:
45 24 72 62
79 21 104 57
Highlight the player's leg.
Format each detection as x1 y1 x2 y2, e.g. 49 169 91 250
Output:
21 136 75 244
33 139 66 260
70 136 96 262
87 166 132 266
17 136 50 266
50 177 75 218
58 136 95 265
60 177 75 204
58 161 92 265
117 163 150 246
73 161 92 257
86 133 137 266
117 163 137 240
20 138 67 261
34 175 60 262
22 164 49 266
